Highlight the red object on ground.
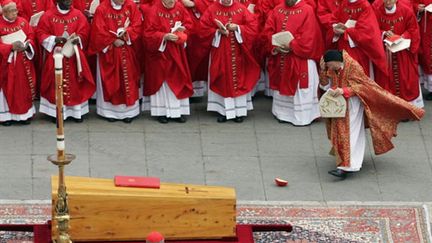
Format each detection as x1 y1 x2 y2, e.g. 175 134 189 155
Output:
274 178 288 187
146 231 164 243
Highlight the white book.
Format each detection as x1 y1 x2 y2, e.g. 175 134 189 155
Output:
89 0 100 15
247 3 255 13
425 3 432 13
271 31 294 47
345 19 357 28
29 11 44 27
1 29 27 44
387 38 411 53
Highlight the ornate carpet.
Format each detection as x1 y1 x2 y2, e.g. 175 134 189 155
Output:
0 201 431 243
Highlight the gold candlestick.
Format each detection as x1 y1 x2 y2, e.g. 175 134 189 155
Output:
48 47 76 243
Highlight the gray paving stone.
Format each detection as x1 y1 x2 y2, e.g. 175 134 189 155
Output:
147 155 205 184
32 177 51 200
145 132 201 157
0 155 32 178
89 152 146 178
0 130 32 155
201 132 258 156
32 130 89 155
89 132 145 156
0 178 32 199
256 130 314 155
204 156 265 200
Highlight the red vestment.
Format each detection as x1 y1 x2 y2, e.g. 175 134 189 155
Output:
264 1 323 95
200 2 260 97
416 0 432 74
20 0 54 21
320 51 424 167
184 0 214 82
36 7 95 106
374 1 420 101
142 1 193 98
88 0 141 106
0 16 36 114
329 0 388 78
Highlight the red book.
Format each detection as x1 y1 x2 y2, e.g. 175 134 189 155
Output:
114 176 160 189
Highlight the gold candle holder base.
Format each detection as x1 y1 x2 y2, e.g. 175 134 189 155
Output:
48 153 76 243
48 154 76 166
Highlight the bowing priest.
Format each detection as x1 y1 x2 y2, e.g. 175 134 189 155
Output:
141 0 194 123
36 0 95 122
88 0 142 123
320 50 424 179
0 0 36 126
264 0 323 126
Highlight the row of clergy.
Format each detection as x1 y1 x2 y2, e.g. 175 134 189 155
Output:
0 0 429 126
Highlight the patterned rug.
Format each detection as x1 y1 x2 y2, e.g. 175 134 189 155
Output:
0 201 431 243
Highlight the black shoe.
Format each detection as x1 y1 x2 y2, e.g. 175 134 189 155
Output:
157 116 169 124
19 119 31 125
217 116 227 123
425 92 432 101
173 116 186 123
189 97 203 103
123 118 133 123
1 121 12 126
107 118 117 122
401 119 410 123
328 169 349 179
50 117 57 124
72 117 83 123
234 116 244 123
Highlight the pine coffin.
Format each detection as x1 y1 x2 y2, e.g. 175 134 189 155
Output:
51 176 237 241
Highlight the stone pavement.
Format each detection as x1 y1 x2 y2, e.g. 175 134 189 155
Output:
1 96 432 205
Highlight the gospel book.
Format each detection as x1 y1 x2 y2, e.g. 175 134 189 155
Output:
114 176 161 189
1 29 27 44
271 31 294 47
29 11 44 27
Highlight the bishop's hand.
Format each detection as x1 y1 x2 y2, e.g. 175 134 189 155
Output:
182 0 195 8
226 23 238 32
419 4 425 12
113 38 125 47
55 36 67 44
164 33 179 42
384 30 395 38
12 41 26 52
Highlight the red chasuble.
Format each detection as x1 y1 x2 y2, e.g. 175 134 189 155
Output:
372 0 413 11
416 0 432 74
88 0 141 106
374 1 420 101
142 1 193 98
0 17 36 114
36 7 95 106
200 2 260 97
264 1 323 96
329 0 388 77
317 0 340 32
184 0 213 82
20 0 54 21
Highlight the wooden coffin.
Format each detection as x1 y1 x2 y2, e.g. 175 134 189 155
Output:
51 176 236 241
